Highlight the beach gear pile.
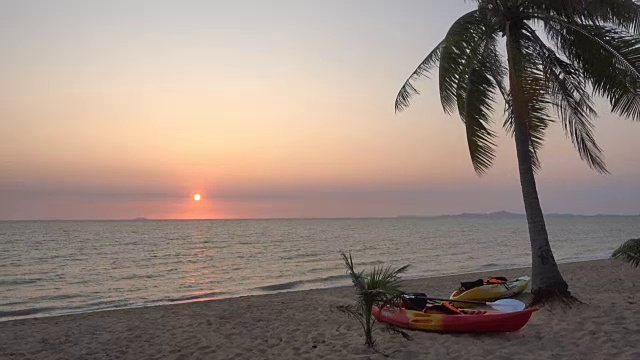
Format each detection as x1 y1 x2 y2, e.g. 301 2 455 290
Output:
372 275 537 333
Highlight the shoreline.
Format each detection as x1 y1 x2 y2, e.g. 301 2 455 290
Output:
0 254 612 323
1 259 638 359
2 213 638 222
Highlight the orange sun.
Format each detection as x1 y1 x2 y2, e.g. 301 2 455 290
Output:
193 193 201 201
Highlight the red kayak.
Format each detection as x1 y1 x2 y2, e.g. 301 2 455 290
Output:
372 305 537 333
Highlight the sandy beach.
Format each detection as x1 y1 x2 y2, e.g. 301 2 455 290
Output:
1 259 638 360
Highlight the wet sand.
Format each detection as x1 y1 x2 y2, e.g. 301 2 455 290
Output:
1 259 638 359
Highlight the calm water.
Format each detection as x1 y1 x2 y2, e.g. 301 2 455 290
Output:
1 216 638 321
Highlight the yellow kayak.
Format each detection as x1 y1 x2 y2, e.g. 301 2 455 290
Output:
450 276 530 308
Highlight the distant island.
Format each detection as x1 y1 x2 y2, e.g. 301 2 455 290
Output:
398 211 638 219
131 217 149 221
398 211 523 219
438 211 524 219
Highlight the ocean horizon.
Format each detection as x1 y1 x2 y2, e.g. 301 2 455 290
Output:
3 210 639 222
1 215 638 321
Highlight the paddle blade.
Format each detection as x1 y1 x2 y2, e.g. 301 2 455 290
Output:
487 299 526 312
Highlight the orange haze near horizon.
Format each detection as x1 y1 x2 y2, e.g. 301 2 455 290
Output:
2 1 640 220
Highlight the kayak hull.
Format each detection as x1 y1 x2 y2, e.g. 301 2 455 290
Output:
450 276 530 308
372 306 537 333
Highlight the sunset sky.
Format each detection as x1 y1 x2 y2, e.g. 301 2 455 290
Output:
2 0 640 220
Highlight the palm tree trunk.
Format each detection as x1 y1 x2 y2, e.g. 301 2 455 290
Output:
364 308 374 347
505 22 569 297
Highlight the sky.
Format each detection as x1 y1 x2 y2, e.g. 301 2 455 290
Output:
1 0 640 220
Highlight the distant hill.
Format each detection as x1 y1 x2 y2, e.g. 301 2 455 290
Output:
436 211 524 219
398 211 523 219
398 211 637 219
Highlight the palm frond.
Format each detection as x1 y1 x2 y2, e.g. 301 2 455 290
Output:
544 18 640 121
365 264 409 298
341 251 366 292
338 251 410 347
334 304 366 331
612 238 640 267
528 0 640 34
523 24 608 173
503 29 555 171
395 5 504 113
378 325 412 341
459 35 501 175
438 10 499 115
436 10 502 174
395 40 444 113
397 1 640 180
486 43 509 101
520 86 553 171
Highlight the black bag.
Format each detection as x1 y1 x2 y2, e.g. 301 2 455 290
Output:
460 279 484 291
401 293 428 311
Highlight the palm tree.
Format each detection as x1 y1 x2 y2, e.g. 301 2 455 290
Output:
336 252 409 348
395 0 640 303
612 238 640 267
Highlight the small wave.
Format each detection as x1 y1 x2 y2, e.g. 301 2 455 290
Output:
80 299 131 309
117 272 166 281
0 294 225 321
479 263 501 269
557 254 610 264
254 274 350 292
166 290 225 303
358 260 385 267
311 274 350 284
8 293 85 303
255 280 305 292
479 262 521 271
280 251 327 261
0 306 61 318
286 257 336 265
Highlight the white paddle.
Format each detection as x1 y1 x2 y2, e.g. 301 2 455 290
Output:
403 295 526 312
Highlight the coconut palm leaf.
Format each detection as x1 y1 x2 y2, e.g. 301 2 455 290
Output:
438 10 485 115
502 28 554 171
439 10 503 117
408 9 503 174
523 24 608 173
544 19 640 121
364 263 409 299
395 41 444 112
528 0 640 33
459 36 501 174
395 0 640 303
343 252 409 310
341 251 366 292
338 251 409 347
612 238 640 267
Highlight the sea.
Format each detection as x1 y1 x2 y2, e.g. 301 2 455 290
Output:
1 215 638 321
